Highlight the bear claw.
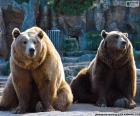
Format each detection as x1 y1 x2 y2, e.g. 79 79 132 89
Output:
96 103 107 107
45 106 55 112
12 106 26 114
114 98 136 109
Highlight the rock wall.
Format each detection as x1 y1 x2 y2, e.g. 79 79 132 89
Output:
3 7 23 57
0 0 140 59
56 1 140 51
0 8 8 59
57 15 86 50
86 1 140 42
0 0 39 58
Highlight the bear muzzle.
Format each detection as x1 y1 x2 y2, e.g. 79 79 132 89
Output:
29 48 35 57
117 38 127 50
120 41 126 49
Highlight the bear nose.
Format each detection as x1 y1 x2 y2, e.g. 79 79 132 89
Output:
121 41 126 48
29 48 35 55
122 41 126 45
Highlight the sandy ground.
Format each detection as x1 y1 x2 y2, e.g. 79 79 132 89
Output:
0 103 140 116
0 70 140 116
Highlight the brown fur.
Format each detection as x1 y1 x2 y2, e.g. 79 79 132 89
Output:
71 30 137 109
0 27 73 113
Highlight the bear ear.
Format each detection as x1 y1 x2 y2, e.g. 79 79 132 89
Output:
37 31 44 39
12 28 20 39
123 33 128 37
101 30 108 39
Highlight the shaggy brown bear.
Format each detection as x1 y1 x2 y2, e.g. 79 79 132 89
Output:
0 27 73 113
71 30 137 109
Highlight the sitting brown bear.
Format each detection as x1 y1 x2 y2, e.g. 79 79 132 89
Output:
0 27 73 113
71 30 137 109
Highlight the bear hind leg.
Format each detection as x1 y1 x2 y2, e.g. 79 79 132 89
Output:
0 77 18 111
54 83 73 111
70 68 97 104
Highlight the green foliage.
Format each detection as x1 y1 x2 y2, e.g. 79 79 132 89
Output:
15 0 30 4
133 40 140 64
63 38 79 52
49 0 94 15
134 49 140 62
15 0 95 15
85 32 101 50
134 41 140 50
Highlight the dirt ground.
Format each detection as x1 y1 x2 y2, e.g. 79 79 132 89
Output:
0 103 140 116
0 73 140 116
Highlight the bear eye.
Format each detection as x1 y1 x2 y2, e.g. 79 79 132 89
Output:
23 41 27 44
114 35 119 38
33 41 37 44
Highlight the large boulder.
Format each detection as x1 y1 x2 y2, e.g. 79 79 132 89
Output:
57 15 86 50
3 6 23 57
58 15 86 35
86 3 140 42
20 0 38 31
0 8 8 60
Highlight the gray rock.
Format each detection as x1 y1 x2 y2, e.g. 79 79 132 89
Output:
62 54 95 63
39 0 48 31
63 51 96 57
78 54 95 62
21 0 37 31
0 60 9 75
0 8 8 60
62 57 78 63
65 76 74 84
63 53 94 83
94 10 105 31
2 5 23 57
64 61 89 83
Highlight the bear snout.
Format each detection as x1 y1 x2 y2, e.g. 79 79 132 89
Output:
121 41 126 48
29 48 35 57
117 37 127 50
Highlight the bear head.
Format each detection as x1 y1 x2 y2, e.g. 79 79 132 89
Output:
12 27 44 59
101 30 129 51
100 30 130 61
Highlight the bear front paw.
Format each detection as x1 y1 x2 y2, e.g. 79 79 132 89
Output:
45 105 55 112
114 98 136 109
12 106 26 114
129 99 136 109
96 103 107 107
96 100 107 107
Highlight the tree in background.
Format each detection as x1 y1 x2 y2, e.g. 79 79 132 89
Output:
49 0 94 15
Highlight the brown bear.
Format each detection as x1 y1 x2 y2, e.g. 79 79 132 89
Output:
70 30 137 109
0 27 73 113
